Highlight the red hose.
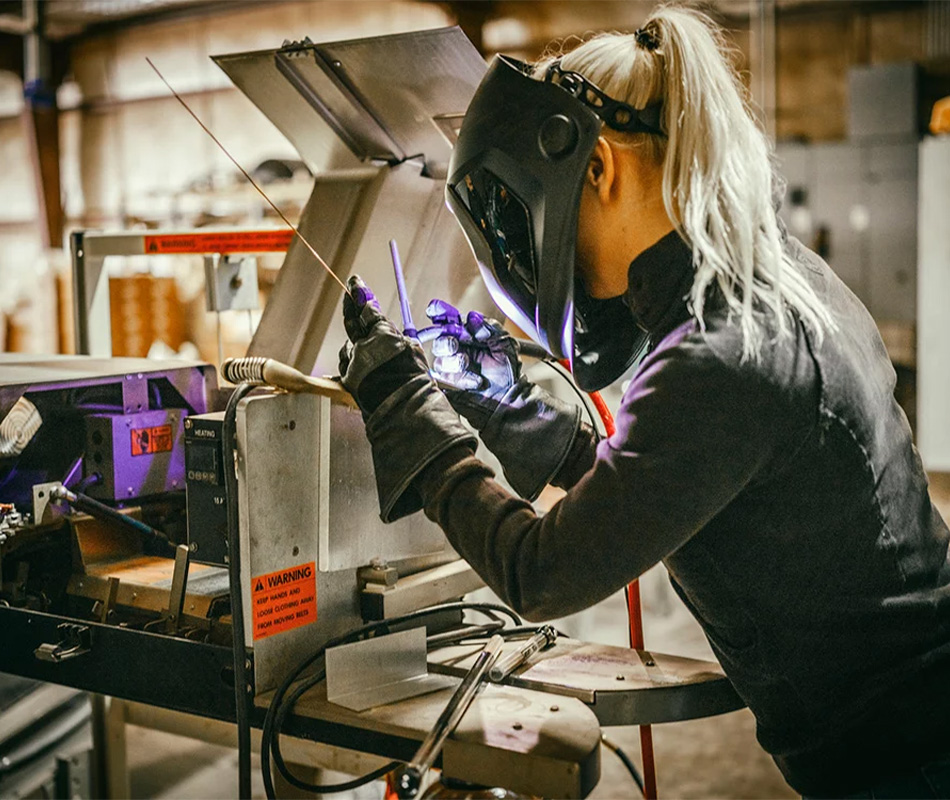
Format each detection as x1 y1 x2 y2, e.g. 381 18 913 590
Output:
568 365 658 799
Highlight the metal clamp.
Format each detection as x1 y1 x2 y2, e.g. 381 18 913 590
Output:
34 623 93 663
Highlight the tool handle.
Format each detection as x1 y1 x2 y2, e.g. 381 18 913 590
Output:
489 625 557 682
399 635 504 797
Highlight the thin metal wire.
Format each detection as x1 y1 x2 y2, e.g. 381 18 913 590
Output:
145 57 351 296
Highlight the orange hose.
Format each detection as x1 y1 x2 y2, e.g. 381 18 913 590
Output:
564 362 657 798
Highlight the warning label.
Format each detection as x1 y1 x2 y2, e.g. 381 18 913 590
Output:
251 562 317 641
131 425 173 456
143 230 293 255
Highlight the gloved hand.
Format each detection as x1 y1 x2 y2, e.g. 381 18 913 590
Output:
338 276 477 522
419 300 582 501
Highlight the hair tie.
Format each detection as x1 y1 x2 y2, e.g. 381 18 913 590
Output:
634 27 660 51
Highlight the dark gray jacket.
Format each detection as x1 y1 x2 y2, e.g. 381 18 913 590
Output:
417 232 950 796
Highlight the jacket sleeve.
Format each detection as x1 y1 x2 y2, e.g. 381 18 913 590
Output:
416 323 789 621
551 422 598 490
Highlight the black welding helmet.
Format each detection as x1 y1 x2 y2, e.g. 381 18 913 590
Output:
446 55 664 391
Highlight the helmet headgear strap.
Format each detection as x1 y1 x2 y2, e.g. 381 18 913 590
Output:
544 60 664 136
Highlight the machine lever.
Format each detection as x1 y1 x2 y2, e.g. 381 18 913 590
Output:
397 634 504 798
34 624 92 663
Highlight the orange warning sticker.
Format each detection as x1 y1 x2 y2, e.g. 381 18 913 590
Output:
130 425 173 456
251 562 317 641
143 229 294 255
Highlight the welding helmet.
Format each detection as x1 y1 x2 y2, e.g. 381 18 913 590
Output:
446 55 664 391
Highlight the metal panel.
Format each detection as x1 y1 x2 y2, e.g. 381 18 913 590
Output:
0 356 215 426
85 408 186 500
237 391 327 693
809 143 868 299
274 47 402 163
917 137 950 471
210 50 361 174
868 177 918 322
325 403 447 573
236 391 450 692
213 28 485 173
849 63 918 140
325 627 454 712
314 27 486 174
0 606 236 721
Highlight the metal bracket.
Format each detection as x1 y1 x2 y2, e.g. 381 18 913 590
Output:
326 627 454 712
34 623 93 663
203 254 260 312
33 481 67 525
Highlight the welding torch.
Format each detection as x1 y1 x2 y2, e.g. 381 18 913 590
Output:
397 634 504 798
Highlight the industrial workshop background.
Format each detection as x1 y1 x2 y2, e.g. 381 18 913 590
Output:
1 1 950 798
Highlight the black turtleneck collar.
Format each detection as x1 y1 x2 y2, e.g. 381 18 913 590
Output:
623 229 695 339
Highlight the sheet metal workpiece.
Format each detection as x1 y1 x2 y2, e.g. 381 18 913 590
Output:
429 639 745 727
258 678 601 799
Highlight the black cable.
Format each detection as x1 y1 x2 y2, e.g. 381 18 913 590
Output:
223 383 255 800
602 734 646 796
541 358 603 437
266 603 522 796
261 601 522 798
426 621 505 648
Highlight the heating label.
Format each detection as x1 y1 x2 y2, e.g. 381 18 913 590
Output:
251 562 317 641
130 425 173 456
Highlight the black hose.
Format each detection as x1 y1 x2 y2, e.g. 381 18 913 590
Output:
57 488 173 551
602 734 646 796
223 383 255 800
261 601 522 798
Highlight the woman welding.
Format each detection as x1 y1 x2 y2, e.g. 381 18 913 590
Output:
337 7 950 798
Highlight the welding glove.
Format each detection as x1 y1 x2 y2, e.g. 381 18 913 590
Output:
338 276 477 522
419 299 582 501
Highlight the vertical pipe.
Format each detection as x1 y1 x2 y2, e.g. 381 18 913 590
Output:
750 0 777 141
588 389 658 798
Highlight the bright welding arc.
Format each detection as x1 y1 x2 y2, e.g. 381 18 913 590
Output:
145 57 350 297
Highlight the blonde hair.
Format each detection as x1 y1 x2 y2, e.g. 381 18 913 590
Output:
535 5 836 359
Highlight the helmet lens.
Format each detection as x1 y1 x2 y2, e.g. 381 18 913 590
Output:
450 167 537 314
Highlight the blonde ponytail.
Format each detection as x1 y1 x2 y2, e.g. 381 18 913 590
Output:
536 6 836 359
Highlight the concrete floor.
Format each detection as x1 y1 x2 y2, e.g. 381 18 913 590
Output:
124 474 950 799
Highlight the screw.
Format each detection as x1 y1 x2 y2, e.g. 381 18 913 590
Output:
644 659 656 667
549 705 559 712
512 722 522 731
230 275 243 290
185 419 192 429
189 542 198 552
288 420 296 430
615 674 626 681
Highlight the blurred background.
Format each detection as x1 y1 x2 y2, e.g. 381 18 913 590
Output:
1 1 949 798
